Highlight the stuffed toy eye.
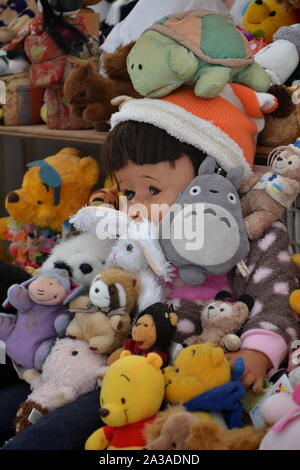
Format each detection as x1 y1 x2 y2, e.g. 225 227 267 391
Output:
227 193 237 204
79 90 86 97
127 244 134 252
189 185 201 196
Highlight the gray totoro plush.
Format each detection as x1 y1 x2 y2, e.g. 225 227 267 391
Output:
159 156 249 285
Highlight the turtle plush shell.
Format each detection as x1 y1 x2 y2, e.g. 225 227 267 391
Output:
149 10 253 68
127 9 270 98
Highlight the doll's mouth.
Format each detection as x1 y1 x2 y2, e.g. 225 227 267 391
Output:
33 295 57 301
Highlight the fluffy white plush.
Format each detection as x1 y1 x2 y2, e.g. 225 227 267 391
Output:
41 233 114 288
23 338 105 411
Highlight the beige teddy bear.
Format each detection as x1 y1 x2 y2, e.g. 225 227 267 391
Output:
186 291 253 352
239 140 300 240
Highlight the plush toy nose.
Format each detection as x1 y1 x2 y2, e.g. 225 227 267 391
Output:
79 263 93 274
99 408 110 418
7 191 20 203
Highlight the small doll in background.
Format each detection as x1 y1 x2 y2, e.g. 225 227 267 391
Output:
240 138 300 239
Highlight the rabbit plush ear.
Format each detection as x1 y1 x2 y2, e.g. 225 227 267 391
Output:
198 156 216 176
70 206 130 238
128 217 171 279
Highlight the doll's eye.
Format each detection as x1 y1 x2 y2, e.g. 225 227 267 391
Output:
71 351 78 356
175 368 179 373
127 244 134 252
189 185 201 196
131 63 134 70
269 10 276 16
37 200 43 205
138 64 143 70
121 398 126 404
149 186 161 196
227 193 237 204
220 308 224 312
79 90 86 97
288 161 293 165
171 441 177 448
124 190 135 201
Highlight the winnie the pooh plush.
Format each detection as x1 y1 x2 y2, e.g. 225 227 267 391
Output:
163 343 231 405
243 0 300 43
85 351 165 450
0 147 99 267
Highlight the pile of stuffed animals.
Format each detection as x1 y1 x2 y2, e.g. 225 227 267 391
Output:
2 0 300 452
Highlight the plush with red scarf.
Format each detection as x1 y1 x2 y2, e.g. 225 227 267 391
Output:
85 351 165 450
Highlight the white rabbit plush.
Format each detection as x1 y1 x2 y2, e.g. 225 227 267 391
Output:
70 206 174 311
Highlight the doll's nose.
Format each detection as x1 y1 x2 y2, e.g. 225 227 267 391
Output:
7 191 20 203
99 408 109 417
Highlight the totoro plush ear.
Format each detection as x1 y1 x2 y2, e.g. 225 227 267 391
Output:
226 166 244 189
169 45 198 80
237 294 255 312
198 156 217 176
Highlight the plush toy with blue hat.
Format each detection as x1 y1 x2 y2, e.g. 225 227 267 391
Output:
0 147 100 267
239 138 300 239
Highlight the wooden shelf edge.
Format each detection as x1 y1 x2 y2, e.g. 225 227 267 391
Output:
0 124 108 144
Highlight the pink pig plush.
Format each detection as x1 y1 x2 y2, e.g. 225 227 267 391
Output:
14 338 106 434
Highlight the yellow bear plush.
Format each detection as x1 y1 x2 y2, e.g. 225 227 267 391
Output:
0 147 99 235
85 351 165 450
163 343 231 405
243 0 300 43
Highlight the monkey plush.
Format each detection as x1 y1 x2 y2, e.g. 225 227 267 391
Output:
108 303 178 367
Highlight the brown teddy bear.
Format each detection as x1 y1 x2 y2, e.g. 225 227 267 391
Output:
258 84 300 147
240 140 300 239
185 291 254 352
144 406 266 450
63 45 140 131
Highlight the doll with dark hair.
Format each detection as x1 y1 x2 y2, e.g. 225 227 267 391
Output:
108 302 178 367
39 0 89 56
123 303 178 367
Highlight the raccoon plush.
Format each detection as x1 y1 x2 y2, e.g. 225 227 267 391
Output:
66 267 141 354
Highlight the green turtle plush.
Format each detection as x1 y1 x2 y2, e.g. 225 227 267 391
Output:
127 10 271 99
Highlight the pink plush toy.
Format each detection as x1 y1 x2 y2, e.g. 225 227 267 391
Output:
260 385 300 450
14 337 106 434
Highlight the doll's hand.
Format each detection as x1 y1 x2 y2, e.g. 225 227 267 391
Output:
225 349 272 394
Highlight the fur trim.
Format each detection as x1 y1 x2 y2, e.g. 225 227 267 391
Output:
111 97 252 175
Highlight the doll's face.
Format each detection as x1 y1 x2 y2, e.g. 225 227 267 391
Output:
132 314 157 350
115 155 195 223
28 276 66 305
